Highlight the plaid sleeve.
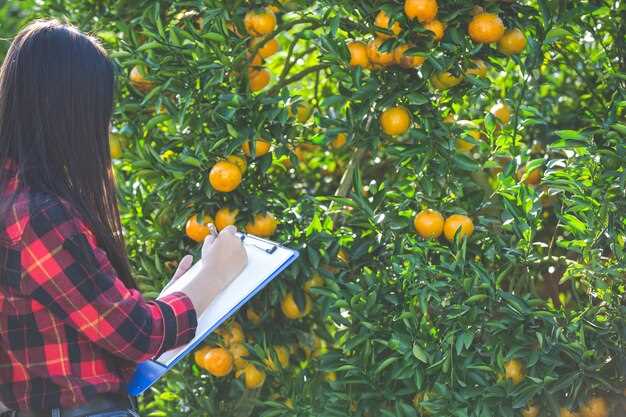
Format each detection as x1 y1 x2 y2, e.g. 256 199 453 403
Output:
18 195 197 362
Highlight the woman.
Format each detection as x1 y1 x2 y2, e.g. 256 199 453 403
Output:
0 20 248 416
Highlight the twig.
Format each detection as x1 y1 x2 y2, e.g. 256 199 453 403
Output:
267 63 330 95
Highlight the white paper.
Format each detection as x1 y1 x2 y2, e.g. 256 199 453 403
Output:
155 236 294 366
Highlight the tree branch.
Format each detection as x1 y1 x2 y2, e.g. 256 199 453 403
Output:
267 64 330 95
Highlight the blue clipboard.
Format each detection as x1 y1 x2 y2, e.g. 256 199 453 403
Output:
126 234 299 396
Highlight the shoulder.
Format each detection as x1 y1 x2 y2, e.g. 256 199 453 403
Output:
16 191 95 245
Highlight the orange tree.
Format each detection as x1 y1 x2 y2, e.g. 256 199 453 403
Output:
11 0 625 416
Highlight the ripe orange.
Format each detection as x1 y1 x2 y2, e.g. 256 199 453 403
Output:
517 167 542 186
194 346 211 368
374 10 402 39
242 139 271 157
413 209 444 239
209 160 242 192
109 134 123 159
504 359 525 385
265 345 290 371
331 132 348 149
380 106 411 136
246 307 261 325
244 9 277 37
404 0 438 23
202 347 234 377
245 213 278 237
226 155 247 174
219 321 245 346
499 28 527 55
393 44 426 69
424 19 445 41
490 102 512 124
281 292 312 319
434 71 463 89
229 343 250 369
367 38 395 66
468 13 505 44
347 41 370 68
465 59 488 77
185 214 214 242
249 52 264 68
250 37 280 59
242 363 266 389
443 214 474 241
456 120 481 152
289 102 313 123
522 404 540 417
560 408 579 417
215 207 239 231
129 66 154 93
304 273 325 293
579 397 608 417
248 67 271 92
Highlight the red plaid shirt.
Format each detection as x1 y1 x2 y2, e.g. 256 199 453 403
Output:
0 165 197 411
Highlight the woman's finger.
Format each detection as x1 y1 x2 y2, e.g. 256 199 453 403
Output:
172 254 193 281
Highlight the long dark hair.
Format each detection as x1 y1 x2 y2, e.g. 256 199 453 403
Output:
0 19 136 289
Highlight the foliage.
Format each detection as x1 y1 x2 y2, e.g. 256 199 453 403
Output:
2 1 625 416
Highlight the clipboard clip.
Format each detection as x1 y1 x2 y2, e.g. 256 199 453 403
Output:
240 233 278 254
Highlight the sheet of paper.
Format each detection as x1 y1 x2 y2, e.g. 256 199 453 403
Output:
155 236 294 366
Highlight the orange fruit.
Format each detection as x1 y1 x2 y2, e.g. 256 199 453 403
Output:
424 19 445 41
289 102 313 123
404 0 438 23
468 13 505 44
331 132 348 149
246 307 262 325
202 347 234 377
431 71 463 89
244 9 277 37
560 408 579 417
250 37 280 59
185 214 214 242
265 345 290 371
209 160 242 192
443 114 456 124
504 359 525 385
374 10 402 39
499 28 527 55
226 155 247 174
304 273 325 294
242 139 271 157
281 292 312 319
129 66 154 93
443 214 474 241
324 371 337 382
242 363 266 389
490 102 512 124
380 106 411 136
367 38 395 66
194 346 211 368
579 397 608 417
109 135 123 159
456 120 481 152
522 404 540 417
249 52 264 67
229 343 250 370
248 67 271 92
245 213 278 237
219 321 245 346
347 41 370 68
465 59 488 77
516 167 542 186
215 207 239 231
413 209 444 239
393 44 426 69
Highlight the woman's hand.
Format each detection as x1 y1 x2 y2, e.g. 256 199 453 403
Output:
181 225 248 315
